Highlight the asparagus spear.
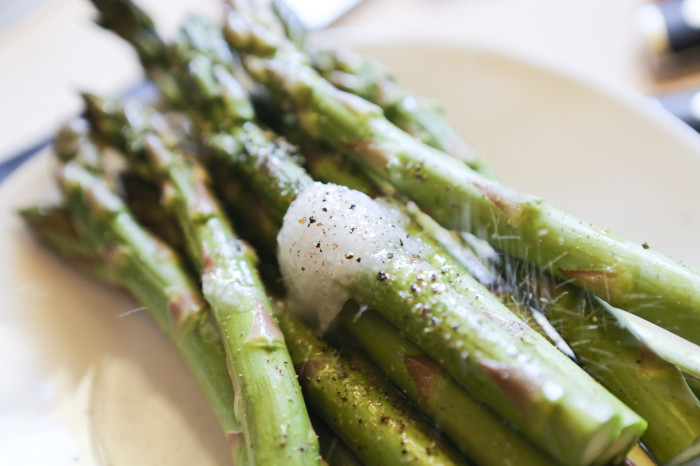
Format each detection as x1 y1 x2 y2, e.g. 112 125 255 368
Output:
165 72 642 463
87 92 472 465
336 302 555 465
83 82 319 463
223 8 700 347
165 64 646 463
205 129 570 464
80 6 644 458
502 259 700 465
404 183 700 463
32 160 246 464
19 205 116 284
146 134 320 464
276 307 465 466
231 0 493 176
59 112 464 465
88 0 184 104
308 47 497 178
282 68 700 464
204 120 643 462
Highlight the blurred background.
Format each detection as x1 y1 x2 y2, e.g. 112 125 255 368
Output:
2 0 700 164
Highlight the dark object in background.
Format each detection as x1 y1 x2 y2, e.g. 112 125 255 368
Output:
636 1 700 134
636 0 700 75
658 88 700 132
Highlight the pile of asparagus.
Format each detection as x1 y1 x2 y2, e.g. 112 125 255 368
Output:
22 0 700 464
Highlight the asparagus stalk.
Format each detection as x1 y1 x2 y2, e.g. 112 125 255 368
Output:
223 8 700 347
145 134 320 464
87 92 470 465
336 302 555 465
295 133 575 351
208 121 646 464
50 120 448 464
406 186 700 462
88 0 183 104
35 158 246 464
283 65 700 463
503 259 700 464
193 83 643 463
80 6 644 461
276 307 465 465
84 83 319 463
187 84 647 464
205 128 572 464
19 204 116 284
308 47 496 178
88 0 164 67
269 0 307 48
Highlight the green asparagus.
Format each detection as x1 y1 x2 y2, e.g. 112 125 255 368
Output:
80 3 684 462
88 0 184 104
308 47 496 178
145 134 320 465
205 123 644 461
503 259 700 464
337 302 555 465
276 307 465 465
35 154 246 463
84 81 319 463
223 7 700 347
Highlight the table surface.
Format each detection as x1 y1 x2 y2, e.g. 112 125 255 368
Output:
1 0 700 163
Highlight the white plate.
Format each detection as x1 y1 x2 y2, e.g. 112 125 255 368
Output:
2 36 699 465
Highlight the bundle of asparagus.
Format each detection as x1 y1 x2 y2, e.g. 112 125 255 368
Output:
18 0 700 464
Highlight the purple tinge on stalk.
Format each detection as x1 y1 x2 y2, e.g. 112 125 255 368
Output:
245 304 286 347
201 242 216 275
225 358 242 416
403 355 441 401
189 164 219 216
167 289 202 325
143 134 218 218
226 430 246 458
473 181 532 223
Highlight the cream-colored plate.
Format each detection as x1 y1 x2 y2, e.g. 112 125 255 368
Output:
2 37 698 465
